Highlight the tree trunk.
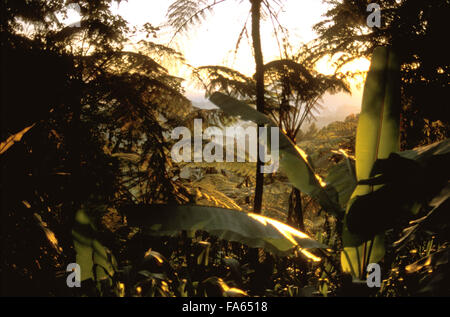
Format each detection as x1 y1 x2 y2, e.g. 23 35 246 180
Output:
288 187 305 231
250 0 264 214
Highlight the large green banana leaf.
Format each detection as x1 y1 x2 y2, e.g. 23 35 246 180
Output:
121 204 327 257
341 46 401 279
209 92 341 216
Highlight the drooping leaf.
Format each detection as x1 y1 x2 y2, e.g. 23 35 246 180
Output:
397 137 450 161
346 140 450 239
394 182 450 247
121 204 327 256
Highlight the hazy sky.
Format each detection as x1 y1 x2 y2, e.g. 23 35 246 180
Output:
109 0 369 127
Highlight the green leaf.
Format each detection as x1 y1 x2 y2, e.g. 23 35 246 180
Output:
324 159 356 211
122 204 327 256
209 92 341 216
353 47 400 182
394 181 450 247
341 46 401 279
346 139 450 239
397 137 450 161
72 208 117 283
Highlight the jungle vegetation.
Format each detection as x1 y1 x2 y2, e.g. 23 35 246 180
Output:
0 0 449 297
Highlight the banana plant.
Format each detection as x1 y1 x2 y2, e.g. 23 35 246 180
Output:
208 47 450 283
72 203 327 292
208 50 400 281
72 47 449 290
341 46 401 280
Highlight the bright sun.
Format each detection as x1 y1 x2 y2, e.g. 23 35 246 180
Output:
109 0 369 117
315 55 371 89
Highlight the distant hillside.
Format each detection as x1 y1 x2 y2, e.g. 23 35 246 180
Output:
186 90 361 129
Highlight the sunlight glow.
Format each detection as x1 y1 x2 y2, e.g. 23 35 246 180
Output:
294 144 309 162
294 144 327 187
0 124 34 155
145 248 164 263
248 213 310 240
111 1 366 119
248 213 322 262
331 148 356 160
315 55 371 88
45 229 59 250
218 278 248 296
314 174 327 188
118 282 125 297
298 249 322 262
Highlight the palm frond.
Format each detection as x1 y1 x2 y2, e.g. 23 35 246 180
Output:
167 0 227 43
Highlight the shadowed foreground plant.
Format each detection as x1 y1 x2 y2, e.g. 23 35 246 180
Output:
340 46 401 280
71 203 327 295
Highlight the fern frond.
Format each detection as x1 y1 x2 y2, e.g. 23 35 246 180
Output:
184 161 256 178
167 0 227 43
193 65 256 101
188 183 243 210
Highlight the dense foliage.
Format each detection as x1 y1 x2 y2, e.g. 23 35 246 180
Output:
0 0 448 297
308 0 449 149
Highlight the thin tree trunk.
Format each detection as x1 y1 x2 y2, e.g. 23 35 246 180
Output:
287 132 304 230
250 0 264 214
288 187 305 231
70 78 82 208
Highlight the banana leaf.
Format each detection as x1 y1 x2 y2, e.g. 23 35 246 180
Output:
394 183 449 248
346 139 450 239
341 46 401 279
121 204 327 257
324 158 357 211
